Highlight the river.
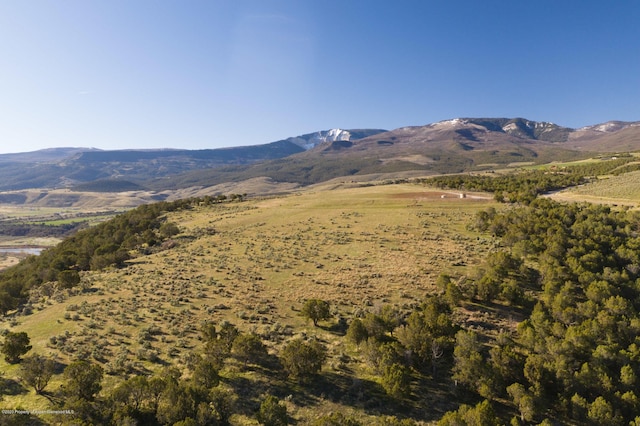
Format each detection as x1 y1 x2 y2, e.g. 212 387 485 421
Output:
0 247 45 255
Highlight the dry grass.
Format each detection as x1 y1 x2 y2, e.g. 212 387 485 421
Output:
0 183 499 422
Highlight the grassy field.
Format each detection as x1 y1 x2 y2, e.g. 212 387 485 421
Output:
548 170 640 206
0 183 500 424
519 153 639 170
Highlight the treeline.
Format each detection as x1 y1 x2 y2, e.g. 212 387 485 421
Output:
611 162 640 176
551 154 636 177
425 155 638 204
0 196 236 315
0 221 84 238
425 170 587 203
422 158 640 423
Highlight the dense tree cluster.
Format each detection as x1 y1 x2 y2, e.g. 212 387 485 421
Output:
567 154 636 176
449 198 640 424
426 170 587 204
344 296 459 400
426 156 638 204
0 221 83 238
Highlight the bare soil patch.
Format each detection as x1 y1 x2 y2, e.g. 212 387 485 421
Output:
390 191 492 200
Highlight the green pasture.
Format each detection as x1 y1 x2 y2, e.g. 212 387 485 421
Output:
34 214 115 226
550 169 640 204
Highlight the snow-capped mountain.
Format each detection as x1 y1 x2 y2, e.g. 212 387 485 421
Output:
284 128 387 150
424 118 572 142
286 129 353 150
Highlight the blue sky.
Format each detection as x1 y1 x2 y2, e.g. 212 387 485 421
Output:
0 1 638 154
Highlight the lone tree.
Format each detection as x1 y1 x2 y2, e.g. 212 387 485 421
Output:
19 354 56 394
301 299 331 326
1 331 31 364
280 338 327 381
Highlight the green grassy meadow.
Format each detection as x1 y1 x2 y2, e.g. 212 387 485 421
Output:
548 169 640 205
0 183 500 424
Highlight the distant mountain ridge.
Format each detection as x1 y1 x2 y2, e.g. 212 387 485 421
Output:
285 128 387 150
579 121 640 133
0 147 101 164
459 118 573 142
0 128 386 191
0 118 639 193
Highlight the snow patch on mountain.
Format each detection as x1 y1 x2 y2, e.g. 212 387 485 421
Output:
501 120 562 136
288 129 352 150
430 118 468 128
502 122 520 132
578 121 638 133
535 121 556 128
596 123 618 132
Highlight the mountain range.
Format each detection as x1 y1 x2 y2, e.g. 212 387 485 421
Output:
0 118 638 194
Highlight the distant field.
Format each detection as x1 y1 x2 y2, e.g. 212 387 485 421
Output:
548 170 640 205
33 214 115 226
0 205 75 219
0 203 126 261
526 155 626 170
0 183 500 422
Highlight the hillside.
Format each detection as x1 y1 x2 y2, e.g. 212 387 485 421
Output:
2 161 640 424
0 148 100 164
0 141 307 191
549 168 640 205
0 184 498 424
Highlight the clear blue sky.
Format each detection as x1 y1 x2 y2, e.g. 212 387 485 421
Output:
0 1 638 154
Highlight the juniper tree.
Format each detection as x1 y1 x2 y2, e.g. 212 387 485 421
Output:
280 338 326 381
301 299 331 326
19 354 55 394
1 331 31 364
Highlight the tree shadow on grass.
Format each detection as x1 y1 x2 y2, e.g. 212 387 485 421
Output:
309 371 473 422
317 318 348 336
51 360 67 375
222 360 461 423
305 371 412 416
223 373 307 423
0 376 28 396
0 412 48 425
